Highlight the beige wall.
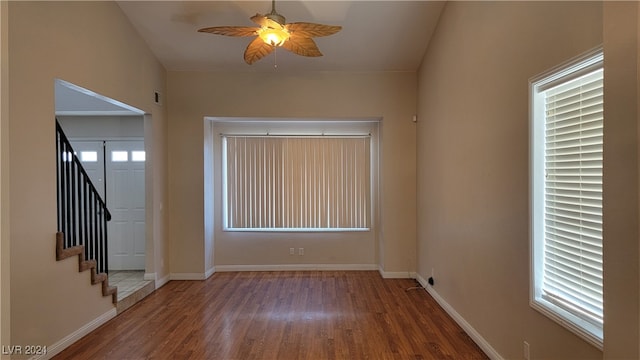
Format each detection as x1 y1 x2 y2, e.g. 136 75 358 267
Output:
145 110 169 285
7 1 167 353
416 2 604 359
167 71 417 275
602 2 640 358
0 0 9 355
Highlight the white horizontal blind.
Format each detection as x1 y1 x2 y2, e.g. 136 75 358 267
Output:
542 68 603 326
223 136 370 230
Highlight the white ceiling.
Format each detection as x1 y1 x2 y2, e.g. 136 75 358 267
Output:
116 1 445 72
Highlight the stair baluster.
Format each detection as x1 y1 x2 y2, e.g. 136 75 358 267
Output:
55 120 111 274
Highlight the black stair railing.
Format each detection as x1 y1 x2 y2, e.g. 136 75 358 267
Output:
56 120 111 274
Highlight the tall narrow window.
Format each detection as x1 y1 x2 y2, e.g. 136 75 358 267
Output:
530 49 603 347
223 135 370 231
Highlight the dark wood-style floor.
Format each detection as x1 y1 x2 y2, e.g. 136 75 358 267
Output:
54 271 488 359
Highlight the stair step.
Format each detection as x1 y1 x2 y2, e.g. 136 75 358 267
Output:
116 280 155 314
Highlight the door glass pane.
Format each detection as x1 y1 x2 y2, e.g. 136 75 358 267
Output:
111 151 128 162
81 151 98 162
131 151 146 162
62 151 74 162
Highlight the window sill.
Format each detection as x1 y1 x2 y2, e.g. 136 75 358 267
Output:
530 298 603 350
223 227 371 233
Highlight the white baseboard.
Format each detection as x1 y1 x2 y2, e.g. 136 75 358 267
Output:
215 264 378 272
205 266 215 279
169 272 209 280
39 308 117 360
155 274 170 288
415 274 503 360
144 272 170 289
378 266 416 279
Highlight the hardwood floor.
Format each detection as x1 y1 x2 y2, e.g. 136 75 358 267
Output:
54 271 488 359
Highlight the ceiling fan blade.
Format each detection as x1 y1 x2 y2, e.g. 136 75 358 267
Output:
285 22 342 37
244 37 275 64
199 3 340 64
282 36 322 57
197 26 259 37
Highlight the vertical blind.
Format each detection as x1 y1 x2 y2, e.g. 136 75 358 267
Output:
542 68 603 326
223 135 370 230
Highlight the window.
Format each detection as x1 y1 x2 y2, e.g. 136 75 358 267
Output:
530 49 603 347
222 135 370 231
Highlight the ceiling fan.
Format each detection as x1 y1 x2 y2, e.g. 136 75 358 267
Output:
198 0 342 65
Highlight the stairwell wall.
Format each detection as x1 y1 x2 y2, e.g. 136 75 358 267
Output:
6 1 167 355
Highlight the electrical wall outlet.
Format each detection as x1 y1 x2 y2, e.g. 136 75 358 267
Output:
298 247 304 256
523 341 530 360
289 247 295 255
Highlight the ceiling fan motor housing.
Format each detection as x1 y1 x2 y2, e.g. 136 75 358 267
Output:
266 12 286 26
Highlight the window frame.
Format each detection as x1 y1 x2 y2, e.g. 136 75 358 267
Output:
215 119 378 234
529 47 604 349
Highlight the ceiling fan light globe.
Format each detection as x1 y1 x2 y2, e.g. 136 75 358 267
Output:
258 28 289 46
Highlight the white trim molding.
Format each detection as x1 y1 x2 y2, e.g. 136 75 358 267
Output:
37 308 117 360
169 273 209 280
145 272 170 289
377 266 416 279
155 274 170 289
168 268 215 281
205 267 216 279
215 264 378 272
415 274 503 360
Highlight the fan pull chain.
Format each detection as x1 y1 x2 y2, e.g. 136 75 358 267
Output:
274 47 278 70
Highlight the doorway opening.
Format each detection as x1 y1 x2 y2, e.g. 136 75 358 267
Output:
54 79 152 305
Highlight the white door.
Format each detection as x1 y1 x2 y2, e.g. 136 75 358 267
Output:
106 141 146 270
69 141 105 199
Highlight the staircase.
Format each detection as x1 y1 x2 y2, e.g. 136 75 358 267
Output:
56 232 117 303
55 120 117 304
